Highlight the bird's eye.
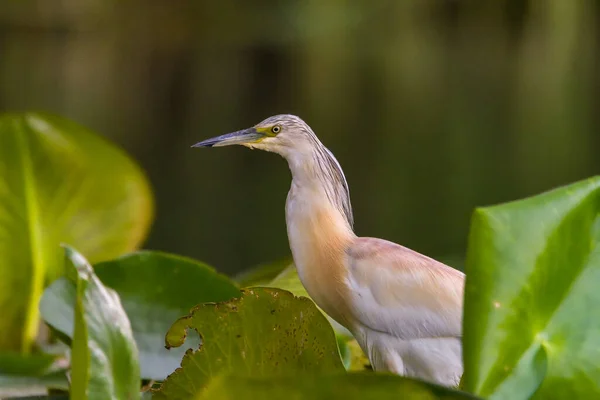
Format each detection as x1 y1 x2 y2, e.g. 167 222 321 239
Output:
271 125 281 134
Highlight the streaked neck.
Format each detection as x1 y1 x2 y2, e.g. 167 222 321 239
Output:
285 143 354 231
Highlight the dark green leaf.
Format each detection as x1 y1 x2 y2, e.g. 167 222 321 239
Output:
200 373 480 400
0 112 153 353
94 251 241 380
40 246 141 400
463 176 600 399
153 288 345 400
0 352 60 376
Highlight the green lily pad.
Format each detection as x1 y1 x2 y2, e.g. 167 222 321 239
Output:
462 176 600 399
153 288 345 399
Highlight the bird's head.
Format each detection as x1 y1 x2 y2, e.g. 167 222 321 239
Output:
192 114 316 157
194 113 354 227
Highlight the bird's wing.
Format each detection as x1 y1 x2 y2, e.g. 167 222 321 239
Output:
344 237 465 340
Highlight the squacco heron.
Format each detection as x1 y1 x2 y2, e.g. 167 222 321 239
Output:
193 114 465 386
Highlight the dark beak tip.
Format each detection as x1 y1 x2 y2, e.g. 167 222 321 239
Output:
191 127 257 149
191 142 212 148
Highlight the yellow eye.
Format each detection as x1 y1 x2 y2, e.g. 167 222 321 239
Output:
271 125 281 134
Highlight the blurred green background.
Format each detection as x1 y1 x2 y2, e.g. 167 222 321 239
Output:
1 1 598 275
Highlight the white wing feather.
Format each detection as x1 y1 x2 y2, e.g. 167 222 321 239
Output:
345 237 465 339
343 237 465 385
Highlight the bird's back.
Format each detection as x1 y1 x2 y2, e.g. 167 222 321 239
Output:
343 237 465 385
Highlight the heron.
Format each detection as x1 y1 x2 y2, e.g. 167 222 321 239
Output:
192 114 465 386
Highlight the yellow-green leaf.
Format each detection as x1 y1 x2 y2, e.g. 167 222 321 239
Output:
0 112 153 353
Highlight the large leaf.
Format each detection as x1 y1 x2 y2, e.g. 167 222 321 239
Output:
153 288 345 400
200 373 480 400
462 176 600 399
40 246 140 400
94 251 241 380
0 112 153 353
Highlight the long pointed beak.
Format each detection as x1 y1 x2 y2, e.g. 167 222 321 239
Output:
192 128 263 148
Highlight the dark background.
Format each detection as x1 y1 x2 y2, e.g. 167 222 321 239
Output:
1 1 599 275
